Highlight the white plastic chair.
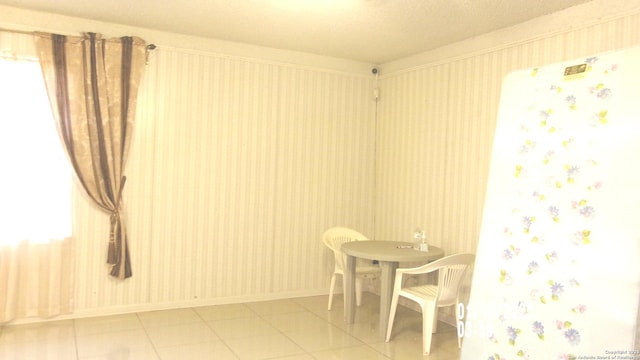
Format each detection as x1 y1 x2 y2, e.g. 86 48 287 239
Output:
322 227 381 310
385 253 475 355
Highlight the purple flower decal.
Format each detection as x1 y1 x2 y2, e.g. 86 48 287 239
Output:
564 328 581 346
565 95 577 109
565 165 580 183
548 206 559 222
532 321 545 339
555 320 580 345
539 109 553 126
532 191 545 201
579 205 595 218
520 139 536 154
527 261 539 275
522 216 535 233
596 88 612 99
502 246 520 261
549 281 564 300
507 326 521 345
549 85 561 93
544 150 555 164
571 200 595 219
585 57 598 64
589 84 612 99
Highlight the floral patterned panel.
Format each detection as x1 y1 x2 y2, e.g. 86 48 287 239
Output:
461 48 640 360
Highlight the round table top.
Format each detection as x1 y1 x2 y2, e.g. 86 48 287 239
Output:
341 240 444 262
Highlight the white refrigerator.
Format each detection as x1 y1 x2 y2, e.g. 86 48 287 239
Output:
461 48 640 359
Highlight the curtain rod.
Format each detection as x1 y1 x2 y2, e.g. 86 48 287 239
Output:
0 27 33 36
0 27 157 50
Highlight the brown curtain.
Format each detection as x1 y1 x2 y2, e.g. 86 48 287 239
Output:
34 32 147 279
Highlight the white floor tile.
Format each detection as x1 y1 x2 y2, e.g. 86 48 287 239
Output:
137 308 202 328
270 354 315 360
0 339 78 360
207 316 279 340
76 328 155 359
74 313 143 337
262 311 329 333
245 298 307 316
145 322 219 348
224 333 305 360
282 324 363 352
79 349 160 360
193 303 256 321
311 344 391 360
155 341 238 360
0 320 75 344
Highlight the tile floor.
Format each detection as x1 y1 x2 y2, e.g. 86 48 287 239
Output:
0 293 461 359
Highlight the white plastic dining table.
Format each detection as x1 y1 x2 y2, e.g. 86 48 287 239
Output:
341 240 444 339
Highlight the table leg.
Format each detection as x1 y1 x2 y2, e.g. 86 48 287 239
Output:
344 254 357 324
378 260 398 339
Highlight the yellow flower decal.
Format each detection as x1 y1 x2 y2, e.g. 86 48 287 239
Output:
574 230 591 245
597 110 608 125
515 164 524 177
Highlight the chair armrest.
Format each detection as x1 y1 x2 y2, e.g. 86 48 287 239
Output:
396 261 441 276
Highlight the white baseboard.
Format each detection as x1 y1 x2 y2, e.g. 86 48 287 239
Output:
5 289 329 325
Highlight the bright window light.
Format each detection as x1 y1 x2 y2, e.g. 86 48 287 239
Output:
0 58 72 246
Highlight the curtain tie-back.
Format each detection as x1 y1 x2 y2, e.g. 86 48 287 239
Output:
107 176 127 265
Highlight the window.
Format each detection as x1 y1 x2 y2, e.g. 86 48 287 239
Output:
0 57 72 245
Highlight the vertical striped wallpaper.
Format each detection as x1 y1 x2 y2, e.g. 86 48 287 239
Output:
72 46 376 313
375 10 640 259
3 5 640 320
374 63 451 244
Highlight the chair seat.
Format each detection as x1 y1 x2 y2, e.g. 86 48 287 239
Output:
400 284 438 302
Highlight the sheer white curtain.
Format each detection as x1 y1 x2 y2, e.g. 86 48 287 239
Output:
0 46 73 322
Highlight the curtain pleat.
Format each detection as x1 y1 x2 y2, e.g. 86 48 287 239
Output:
35 32 146 279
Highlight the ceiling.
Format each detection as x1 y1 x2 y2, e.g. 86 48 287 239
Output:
1 0 595 64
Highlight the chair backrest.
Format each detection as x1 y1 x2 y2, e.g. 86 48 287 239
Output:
435 253 475 306
322 227 370 272
399 253 475 306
